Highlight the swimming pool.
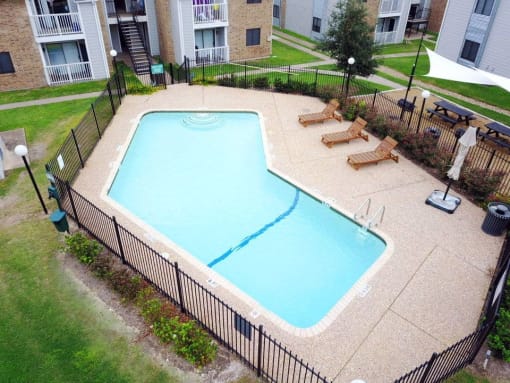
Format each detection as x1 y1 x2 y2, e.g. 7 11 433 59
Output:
108 111 386 329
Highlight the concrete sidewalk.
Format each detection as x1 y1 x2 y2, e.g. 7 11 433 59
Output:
0 91 102 111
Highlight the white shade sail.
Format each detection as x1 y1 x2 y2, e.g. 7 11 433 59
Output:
425 48 510 92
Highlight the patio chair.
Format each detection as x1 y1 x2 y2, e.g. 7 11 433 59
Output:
347 136 399 170
298 99 342 127
321 117 369 148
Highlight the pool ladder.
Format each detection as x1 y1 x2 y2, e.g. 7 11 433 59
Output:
354 198 385 229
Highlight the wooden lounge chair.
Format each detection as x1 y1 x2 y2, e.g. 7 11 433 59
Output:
321 117 369 148
298 99 342 127
347 136 399 170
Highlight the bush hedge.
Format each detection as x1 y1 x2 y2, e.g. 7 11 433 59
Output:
64 233 217 368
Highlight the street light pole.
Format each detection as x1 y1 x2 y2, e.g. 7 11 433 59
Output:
345 57 355 98
14 144 48 214
417 90 431 133
110 49 122 101
110 49 118 74
400 25 427 120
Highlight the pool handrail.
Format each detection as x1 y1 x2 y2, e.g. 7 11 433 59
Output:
354 198 371 221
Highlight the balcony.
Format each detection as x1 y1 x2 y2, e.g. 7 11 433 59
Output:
31 13 82 37
193 3 228 25
374 31 398 45
379 0 403 15
45 62 92 85
194 46 228 65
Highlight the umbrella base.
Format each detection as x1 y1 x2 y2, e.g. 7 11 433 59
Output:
426 190 461 214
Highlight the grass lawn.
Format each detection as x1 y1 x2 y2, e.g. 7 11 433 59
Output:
272 26 318 46
248 39 319 66
446 370 491 383
375 64 510 126
379 55 510 113
0 80 107 105
377 39 436 55
0 99 182 382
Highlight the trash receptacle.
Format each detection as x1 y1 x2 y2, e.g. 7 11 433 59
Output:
481 203 510 236
424 126 441 140
50 209 69 233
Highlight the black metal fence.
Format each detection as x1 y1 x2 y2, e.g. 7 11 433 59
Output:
395 238 510 382
46 72 126 183
45 65 510 383
52 177 331 383
134 58 510 195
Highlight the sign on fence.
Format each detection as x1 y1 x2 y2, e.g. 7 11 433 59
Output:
151 64 164 75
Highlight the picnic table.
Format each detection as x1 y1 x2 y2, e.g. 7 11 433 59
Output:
476 123 510 151
485 121 510 138
427 100 476 127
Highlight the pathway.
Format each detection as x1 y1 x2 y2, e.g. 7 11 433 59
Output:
274 29 510 118
0 92 102 110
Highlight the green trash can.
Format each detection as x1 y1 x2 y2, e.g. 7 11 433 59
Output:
50 209 69 233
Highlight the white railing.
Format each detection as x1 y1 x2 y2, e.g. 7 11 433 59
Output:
374 30 398 45
31 13 82 37
193 2 228 24
379 0 402 14
194 46 228 65
45 62 92 85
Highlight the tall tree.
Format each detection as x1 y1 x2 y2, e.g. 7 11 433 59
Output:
319 0 378 76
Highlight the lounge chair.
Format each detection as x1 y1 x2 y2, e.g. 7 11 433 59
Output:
321 117 369 148
298 99 342 127
347 136 399 170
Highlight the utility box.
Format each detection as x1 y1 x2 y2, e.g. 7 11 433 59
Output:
50 209 69 233
482 203 510 236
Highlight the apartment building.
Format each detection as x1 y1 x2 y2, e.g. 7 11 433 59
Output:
0 0 272 91
273 0 432 45
435 0 510 78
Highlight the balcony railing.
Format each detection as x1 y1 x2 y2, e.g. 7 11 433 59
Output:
193 3 227 24
31 13 82 37
374 31 398 45
45 62 92 85
379 0 402 14
194 46 228 65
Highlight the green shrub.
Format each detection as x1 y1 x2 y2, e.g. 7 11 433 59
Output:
153 316 180 343
135 286 156 306
401 132 441 167
64 232 102 265
89 254 113 279
109 270 143 301
253 76 269 89
488 307 510 361
171 321 217 367
342 99 368 121
316 85 343 102
217 74 237 87
140 298 163 323
458 168 505 202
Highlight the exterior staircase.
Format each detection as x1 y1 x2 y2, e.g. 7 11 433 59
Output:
118 19 151 75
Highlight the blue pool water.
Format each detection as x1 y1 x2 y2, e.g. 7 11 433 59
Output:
109 111 386 328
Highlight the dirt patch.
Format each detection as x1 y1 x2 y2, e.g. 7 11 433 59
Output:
467 343 510 383
58 239 258 383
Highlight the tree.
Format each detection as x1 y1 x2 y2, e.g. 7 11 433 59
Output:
319 0 378 76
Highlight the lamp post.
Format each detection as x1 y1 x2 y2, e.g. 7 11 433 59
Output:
14 144 48 214
345 57 355 98
400 25 427 120
110 49 118 75
110 49 122 102
416 89 431 133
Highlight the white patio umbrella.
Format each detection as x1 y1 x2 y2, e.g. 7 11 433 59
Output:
443 126 478 199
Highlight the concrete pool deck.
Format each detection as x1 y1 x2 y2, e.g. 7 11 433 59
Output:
74 85 502 382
